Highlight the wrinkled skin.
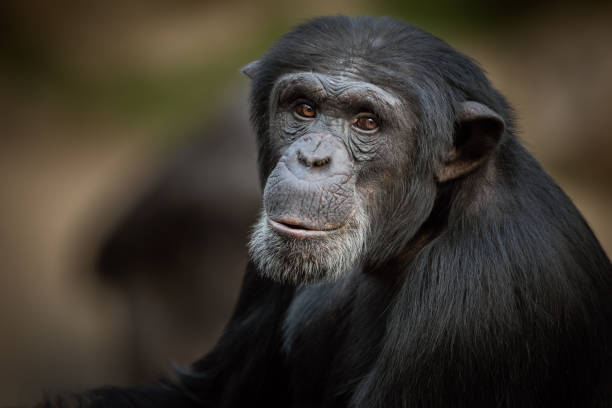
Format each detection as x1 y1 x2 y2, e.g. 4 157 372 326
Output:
263 132 356 232
249 72 435 284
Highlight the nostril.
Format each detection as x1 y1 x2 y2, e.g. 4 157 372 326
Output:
312 157 330 167
297 150 309 167
297 150 331 168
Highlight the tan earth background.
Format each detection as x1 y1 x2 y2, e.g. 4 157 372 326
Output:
1 1 611 405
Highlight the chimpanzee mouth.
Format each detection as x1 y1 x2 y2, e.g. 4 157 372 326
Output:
268 218 339 238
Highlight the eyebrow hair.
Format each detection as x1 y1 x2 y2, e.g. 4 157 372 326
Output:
273 72 403 119
336 88 397 115
274 74 325 106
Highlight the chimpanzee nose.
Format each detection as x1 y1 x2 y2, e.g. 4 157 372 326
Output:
285 133 351 181
296 147 331 168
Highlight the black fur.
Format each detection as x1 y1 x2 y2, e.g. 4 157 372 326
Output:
41 16 612 408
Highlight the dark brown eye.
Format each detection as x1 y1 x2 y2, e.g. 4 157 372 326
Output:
295 103 316 118
354 116 379 132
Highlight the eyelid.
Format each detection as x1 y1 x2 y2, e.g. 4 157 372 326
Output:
355 111 377 119
353 112 381 132
293 100 317 119
292 97 315 107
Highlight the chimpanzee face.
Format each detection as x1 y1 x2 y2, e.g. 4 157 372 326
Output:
248 71 434 284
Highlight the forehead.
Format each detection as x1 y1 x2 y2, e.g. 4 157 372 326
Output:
272 72 403 108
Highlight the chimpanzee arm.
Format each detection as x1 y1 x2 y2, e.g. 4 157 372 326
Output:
39 262 295 408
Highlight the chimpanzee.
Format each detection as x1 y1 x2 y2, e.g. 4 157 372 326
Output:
41 15 612 408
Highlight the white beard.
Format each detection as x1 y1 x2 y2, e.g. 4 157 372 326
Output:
248 205 370 284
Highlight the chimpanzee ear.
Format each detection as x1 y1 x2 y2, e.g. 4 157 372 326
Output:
241 60 261 79
435 101 505 182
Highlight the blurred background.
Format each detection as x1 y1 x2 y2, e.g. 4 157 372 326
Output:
0 0 611 405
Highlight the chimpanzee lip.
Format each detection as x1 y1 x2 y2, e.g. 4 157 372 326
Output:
268 218 337 238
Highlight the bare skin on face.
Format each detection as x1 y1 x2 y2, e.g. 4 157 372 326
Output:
250 72 408 283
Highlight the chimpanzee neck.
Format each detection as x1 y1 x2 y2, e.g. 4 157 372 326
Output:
281 269 397 406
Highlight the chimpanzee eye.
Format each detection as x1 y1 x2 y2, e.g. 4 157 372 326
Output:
354 115 379 132
295 103 316 118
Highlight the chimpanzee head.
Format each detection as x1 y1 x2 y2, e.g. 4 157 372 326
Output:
245 16 507 284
